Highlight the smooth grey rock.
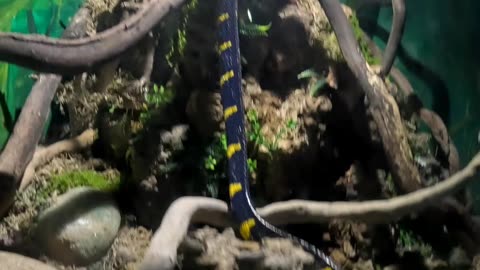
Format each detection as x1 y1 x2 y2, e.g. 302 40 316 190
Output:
35 187 121 266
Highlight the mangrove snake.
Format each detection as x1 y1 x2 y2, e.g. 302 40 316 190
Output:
216 0 340 269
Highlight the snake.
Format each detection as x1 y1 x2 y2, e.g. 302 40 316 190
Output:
216 0 340 269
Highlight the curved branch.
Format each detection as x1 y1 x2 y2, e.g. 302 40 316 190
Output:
140 197 231 270
0 0 186 75
379 0 405 77
140 151 480 269
319 0 422 193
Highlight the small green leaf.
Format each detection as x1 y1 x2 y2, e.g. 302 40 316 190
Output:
286 119 297 130
309 79 327 96
247 158 257 173
297 68 319 80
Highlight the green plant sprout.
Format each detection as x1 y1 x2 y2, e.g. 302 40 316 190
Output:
239 21 272 37
297 68 327 97
205 155 217 171
396 226 433 257
246 109 297 154
247 158 257 174
203 109 296 192
139 83 174 123
165 0 198 67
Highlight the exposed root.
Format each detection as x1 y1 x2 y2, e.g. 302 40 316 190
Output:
140 151 480 269
19 128 99 191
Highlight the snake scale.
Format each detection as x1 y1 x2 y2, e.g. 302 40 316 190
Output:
216 0 340 269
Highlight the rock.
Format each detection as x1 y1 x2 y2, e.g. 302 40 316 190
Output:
448 246 470 268
0 251 57 270
183 227 318 270
35 187 121 266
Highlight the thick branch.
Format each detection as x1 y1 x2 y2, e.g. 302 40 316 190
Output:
379 0 405 77
0 0 186 75
362 32 460 173
140 152 480 269
0 8 90 217
319 0 422 193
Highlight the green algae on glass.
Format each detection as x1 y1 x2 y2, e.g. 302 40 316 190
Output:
39 170 121 199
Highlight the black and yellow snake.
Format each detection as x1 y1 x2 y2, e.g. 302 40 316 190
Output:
216 0 340 269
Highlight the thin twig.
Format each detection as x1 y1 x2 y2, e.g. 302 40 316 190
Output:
19 128 98 191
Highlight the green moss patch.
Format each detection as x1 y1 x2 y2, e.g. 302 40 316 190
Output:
39 170 121 199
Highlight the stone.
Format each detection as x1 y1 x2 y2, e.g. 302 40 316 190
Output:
35 187 121 266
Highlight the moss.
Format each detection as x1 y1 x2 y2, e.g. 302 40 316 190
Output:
348 11 381 66
39 170 121 199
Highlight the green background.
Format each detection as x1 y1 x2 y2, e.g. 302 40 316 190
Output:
0 0 83 147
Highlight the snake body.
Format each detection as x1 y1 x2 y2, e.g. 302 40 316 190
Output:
216 0 339 269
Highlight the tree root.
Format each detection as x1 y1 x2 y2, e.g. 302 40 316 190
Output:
140 151 480 269
19 128 98 191
0 7 90 218
0 0 186 75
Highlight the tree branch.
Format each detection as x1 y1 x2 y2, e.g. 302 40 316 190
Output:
319 0 422 193
362 31 460 173
379 0 405 77
0 0 186 75
140 151 480 269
